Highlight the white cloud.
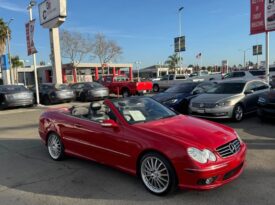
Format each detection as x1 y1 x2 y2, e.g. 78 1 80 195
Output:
0 0 26 13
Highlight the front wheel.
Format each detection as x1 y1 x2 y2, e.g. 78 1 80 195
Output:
47 133 65 161
139 153 177 195
232 104 244 122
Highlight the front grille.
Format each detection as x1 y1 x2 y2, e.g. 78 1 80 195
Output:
216 139 241 158
192 102 216 108
223 163 243 180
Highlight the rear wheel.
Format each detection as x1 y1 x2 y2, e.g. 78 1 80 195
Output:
80 93 87 102
153 84 159 92
232 104 244 122
122 89 130 98
47 133 65 161
139 152 177 195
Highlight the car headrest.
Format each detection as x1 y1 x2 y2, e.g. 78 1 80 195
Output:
90 102 102 111
71 107 89 116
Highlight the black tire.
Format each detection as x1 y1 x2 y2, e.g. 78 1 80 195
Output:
122 89 130 98
232 104 244 122
139 152 177 195
42 95 51 105
47 133 65 161
153 84 160 92
80 92 87 102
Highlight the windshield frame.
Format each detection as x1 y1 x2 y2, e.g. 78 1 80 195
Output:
111 97 177 125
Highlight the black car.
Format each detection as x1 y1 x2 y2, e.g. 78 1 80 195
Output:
152 82 215 114
0 85 33 109
258 89 275 119
70 82 109 102
34 83 75 105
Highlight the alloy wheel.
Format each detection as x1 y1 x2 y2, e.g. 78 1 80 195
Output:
48 134 62 160
234 105 243 121
140 156 170 194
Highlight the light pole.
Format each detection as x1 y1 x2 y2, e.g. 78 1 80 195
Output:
135 61 141 81
6 18 14 84
239 49 250 69
178 7 184 74
27 0 40 105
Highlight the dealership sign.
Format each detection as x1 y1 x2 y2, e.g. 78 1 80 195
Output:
25 20 37 56
251 0 275 34
0 54 10 70
253 44 263 55
39 0 67 28
174 36 185 52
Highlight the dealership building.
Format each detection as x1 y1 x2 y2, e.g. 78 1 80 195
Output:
15 63 133 86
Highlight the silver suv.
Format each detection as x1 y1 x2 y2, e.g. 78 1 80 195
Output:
189 79 270 121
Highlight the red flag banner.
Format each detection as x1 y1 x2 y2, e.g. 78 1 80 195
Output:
25 19 37 56
250 0 265 35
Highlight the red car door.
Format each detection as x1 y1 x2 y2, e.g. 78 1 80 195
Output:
61 105 138 172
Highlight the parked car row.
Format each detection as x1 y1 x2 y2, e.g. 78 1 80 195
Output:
152 79 273 122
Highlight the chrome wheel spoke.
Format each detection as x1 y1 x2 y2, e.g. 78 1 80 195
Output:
141 156 170 194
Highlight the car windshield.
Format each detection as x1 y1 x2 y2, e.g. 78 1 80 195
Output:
113 97 176 124
0 85 28 92
165 83 197 93
55 84 70 90
88 82 104 88
207 83 245 94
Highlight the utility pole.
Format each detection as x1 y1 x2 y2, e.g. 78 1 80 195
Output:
27 0 40 105
6 18 14 84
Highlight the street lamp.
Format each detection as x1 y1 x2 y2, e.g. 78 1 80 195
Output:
5 18 14 84
178 6 184 74
27 0 40 105
135 61 141 82
238 48 251 69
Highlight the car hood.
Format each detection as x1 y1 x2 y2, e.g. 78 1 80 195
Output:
152 92 191 102
191 93 240 103
134 115 236 149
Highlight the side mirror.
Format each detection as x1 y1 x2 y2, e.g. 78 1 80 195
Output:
244 90 254 95
101 119 119 128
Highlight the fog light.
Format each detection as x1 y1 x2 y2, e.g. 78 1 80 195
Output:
205 177 215 184
197 176 217 185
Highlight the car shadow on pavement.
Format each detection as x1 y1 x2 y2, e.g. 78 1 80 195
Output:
0 138 274 204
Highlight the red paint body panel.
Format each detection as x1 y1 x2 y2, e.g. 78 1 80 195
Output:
39 100 246 190
101 75 153 95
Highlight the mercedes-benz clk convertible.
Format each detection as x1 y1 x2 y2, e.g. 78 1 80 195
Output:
39 97 246 195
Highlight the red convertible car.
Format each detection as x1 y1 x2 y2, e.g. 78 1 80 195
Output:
39 97 246 195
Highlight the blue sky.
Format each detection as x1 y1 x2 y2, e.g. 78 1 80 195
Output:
0 0 275 68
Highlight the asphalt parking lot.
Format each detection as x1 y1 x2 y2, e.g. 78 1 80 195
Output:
0 103 275 205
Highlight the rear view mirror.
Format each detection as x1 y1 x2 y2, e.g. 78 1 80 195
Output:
101 119 119 128
244 90 254 95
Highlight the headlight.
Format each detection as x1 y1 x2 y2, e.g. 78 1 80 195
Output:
5 94 14 100
164 98 179 105
215 101 231 107
258 97 267 104
187 147 216 164
234 130 243 143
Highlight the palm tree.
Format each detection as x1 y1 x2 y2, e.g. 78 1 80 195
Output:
165 53 181 74
0 18 10 55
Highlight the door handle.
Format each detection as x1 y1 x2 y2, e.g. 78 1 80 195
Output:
74 123 83 128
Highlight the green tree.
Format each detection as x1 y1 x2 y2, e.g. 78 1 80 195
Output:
11 56 23 68
165 53 181 74
0 18 10 55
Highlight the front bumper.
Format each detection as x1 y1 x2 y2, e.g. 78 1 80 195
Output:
87 90 109 100
190 105 234 119
1 98 34 108
176 143 246 190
